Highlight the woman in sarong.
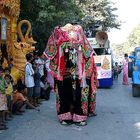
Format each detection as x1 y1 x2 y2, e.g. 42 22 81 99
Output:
122 53 129 85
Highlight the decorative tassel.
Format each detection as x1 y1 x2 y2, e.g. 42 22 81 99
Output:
65 48 68 52
78 45 82 51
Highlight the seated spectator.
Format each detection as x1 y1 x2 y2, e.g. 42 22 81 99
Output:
40 75 52 100
13 82 39 115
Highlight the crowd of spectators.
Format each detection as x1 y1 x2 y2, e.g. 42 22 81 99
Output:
0 51 53 130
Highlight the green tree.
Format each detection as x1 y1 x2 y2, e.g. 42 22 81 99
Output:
19 0 120 52
20 0 83 52
112 24 140 57
76 0 121 30
128 24 140 48
112 43 124 59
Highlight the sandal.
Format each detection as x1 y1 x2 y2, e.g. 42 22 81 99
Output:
88 112 97 117
9 115 14 118
13 112 23 115
75 121 87 126
0 125 8 130
60 121 68 125
2 121 8 124
1 124 6 126
5 118 11 121
60 120 73 125
19 110 25 113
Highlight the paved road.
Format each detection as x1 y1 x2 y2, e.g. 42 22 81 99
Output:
1 75 140 140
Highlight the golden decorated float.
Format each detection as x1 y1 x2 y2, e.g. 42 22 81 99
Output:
0 0 36 84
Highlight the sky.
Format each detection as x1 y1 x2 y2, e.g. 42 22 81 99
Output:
108 0 140 44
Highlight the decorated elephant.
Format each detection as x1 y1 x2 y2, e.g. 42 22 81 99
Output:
44 23 98 126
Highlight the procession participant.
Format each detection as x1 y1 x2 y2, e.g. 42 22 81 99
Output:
85 56 99 117
54 52 74 125
44 23 96 126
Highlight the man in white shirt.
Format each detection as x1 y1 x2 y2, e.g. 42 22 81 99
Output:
25 53 35 104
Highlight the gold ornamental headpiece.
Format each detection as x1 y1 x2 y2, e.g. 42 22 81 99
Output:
0 0 20 17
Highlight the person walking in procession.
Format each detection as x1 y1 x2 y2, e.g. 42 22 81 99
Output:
44 23 98 126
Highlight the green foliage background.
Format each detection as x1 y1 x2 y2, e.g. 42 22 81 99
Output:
112 24 140 59
19 0 120 53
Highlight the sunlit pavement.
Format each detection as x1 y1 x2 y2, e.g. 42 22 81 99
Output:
1 74 140 140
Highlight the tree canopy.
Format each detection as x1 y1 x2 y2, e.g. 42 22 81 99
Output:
76 0 121 29
20 0 83 52
127 24 140 48
19 0 120 52
112 24 140 59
